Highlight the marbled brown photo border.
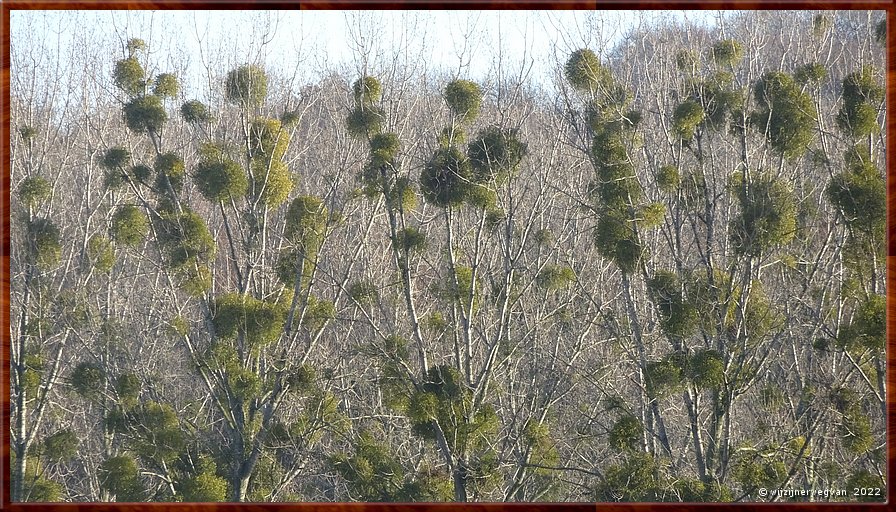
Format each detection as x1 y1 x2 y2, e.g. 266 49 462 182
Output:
0 1 891 510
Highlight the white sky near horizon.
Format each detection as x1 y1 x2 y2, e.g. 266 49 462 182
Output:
10 9 720 100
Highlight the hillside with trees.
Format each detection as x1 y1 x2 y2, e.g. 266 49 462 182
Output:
9 10 886 502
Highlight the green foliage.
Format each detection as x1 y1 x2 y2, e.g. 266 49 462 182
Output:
590 130 642 208
123 94 168 134
674 49 698 72
280 109 301 127
302 295 336 333
346 105 385 138
40 429 79 462
53 290 94 329
130 401 185 461
447 266 479 313
679 169 707 212
180 100 212 123
101 147 130 170
229 367 262 403
464 184 497 210
290 389 349 445
154 152 186 193
155 208 215 296
733 452 787 493
444 79 482 122
645 354 684 398
422 312 448 334
71 361 105 398
332 431 452 501
99 455 145 501
794 63 828 86
285 195 328 251
521 422 557 463
830 387 859 414
382 334 408 360
87 235 115 273
594 452 663 501
126 38 146 55
403 469 455 502
22 351 44 396
485 209 506 229
370 132 401 165
250 159 294 207
245 456 287 501
27 217 62 269
155 210 215 269
647 270 698 338
826 145 885 264
19 461 63 501
875 19 886 43
113 57 145 96
751 71 816 158
250 118 290 162
19 125 37 141
672 99 705 141
378 362 413 412
837 67 883 138
594 212 642 274
287 364 317 391
385 177 417 211
532 228 554 247
656 165 680 193
181 266 212 297
845 470 885 502
741 285 784 345
813 14 833 37
202 341 240 376
408 390 439 425
275 247 311 288
212 293 286 350
420 146 472 207
353 76 382 105
687 349 725 388
104 170 127 190
359 132 402 198
194 158 248 201
115 373 141 406
226 64 268 107
18 176 52 208
170 315 190 337
673 478 733 502
331 431 404 501
535 264 576 291
700 71 743 128
565 48 614 94
838 294 885 352
438 126 466 148
710 39 744 67
608 415 642 452
405 365 498 458
467 126 528 183
246 119 295 206
180 472 228 502
152 73 179 98
393 227 427 253
131 164 153 182
638 202 665 228
730 173 797 255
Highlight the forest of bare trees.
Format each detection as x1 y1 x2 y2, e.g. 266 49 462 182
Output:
9 10 887 502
